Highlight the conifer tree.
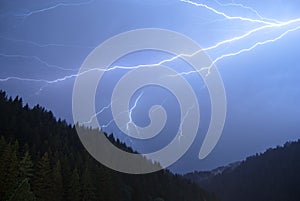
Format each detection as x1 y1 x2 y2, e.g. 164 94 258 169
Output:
7 178 36 201
19 150 34 180
66 168 81 201
52 160 64 201
33 152 53 201
81 167 97 201
0 142 19 200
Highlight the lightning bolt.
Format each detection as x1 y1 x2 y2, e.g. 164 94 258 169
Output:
101 118 116 130
180 0 277 25
176 25 300 76
0 35 94 49
0 0 295 159
100 97 167 134
178 104 195 142
82 102 113 126
0 77 48 83
1 0 300 99
213 0 282 24
2 0 297 155
126 92 144 135
170 0 300 75
15 0 94 18
2 16 299 89
0 53 77 72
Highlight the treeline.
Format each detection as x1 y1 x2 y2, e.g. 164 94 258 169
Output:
0 91 215 201
192 139 300 201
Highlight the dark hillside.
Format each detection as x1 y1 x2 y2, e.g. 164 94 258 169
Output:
185 138 300 201
0 91 215 201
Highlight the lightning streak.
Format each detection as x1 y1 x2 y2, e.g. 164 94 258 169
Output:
178 104 195 142
213 0 282 24
180 0 277 25
0 77 48 83
1 19 299 87
82 102 113 126
101 118 116 129
16 0 94 18
178 25 300 76
126 92 144 134
1 0 300 92
2 0 299 149
1 12 298 80
212 26 300 67
0 53 77 72
0 35 94 49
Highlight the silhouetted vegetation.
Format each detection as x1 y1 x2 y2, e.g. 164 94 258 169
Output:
186 139 300 201
0 91 215 201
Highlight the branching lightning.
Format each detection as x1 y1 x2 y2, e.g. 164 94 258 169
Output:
126 92 144 135
2 0 299 86
2 14 299 83
213 0 282 24
177 24 300 76
82 102 113 126
1 0 300 140
180 0 277 25
99 93 145 133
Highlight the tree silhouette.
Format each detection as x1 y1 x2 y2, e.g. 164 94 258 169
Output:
34 152 53 201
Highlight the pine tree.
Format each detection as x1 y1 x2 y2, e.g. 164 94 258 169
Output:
7 178 36 201
33 152 53 201
52 160 63 201
0 142 19 200
60 156 72 200
19 150 34 180
9 148 36 201
96 167 120 201
65 168 81 201
81 167 97 201
12 140 20 159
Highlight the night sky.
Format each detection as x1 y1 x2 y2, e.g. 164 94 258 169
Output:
1 0 300 173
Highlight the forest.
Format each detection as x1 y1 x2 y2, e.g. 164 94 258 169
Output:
0 91 216 201
186 136 300 201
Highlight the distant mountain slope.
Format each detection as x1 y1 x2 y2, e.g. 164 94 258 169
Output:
185 139 300 201
0 91 216 201
184 161 241 183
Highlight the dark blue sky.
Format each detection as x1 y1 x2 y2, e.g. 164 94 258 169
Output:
1 0 300 173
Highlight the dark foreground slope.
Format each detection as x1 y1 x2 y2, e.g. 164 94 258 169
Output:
185 139 300 201
0 91 216 201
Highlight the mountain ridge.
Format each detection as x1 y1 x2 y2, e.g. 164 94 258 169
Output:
184 138 300 201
